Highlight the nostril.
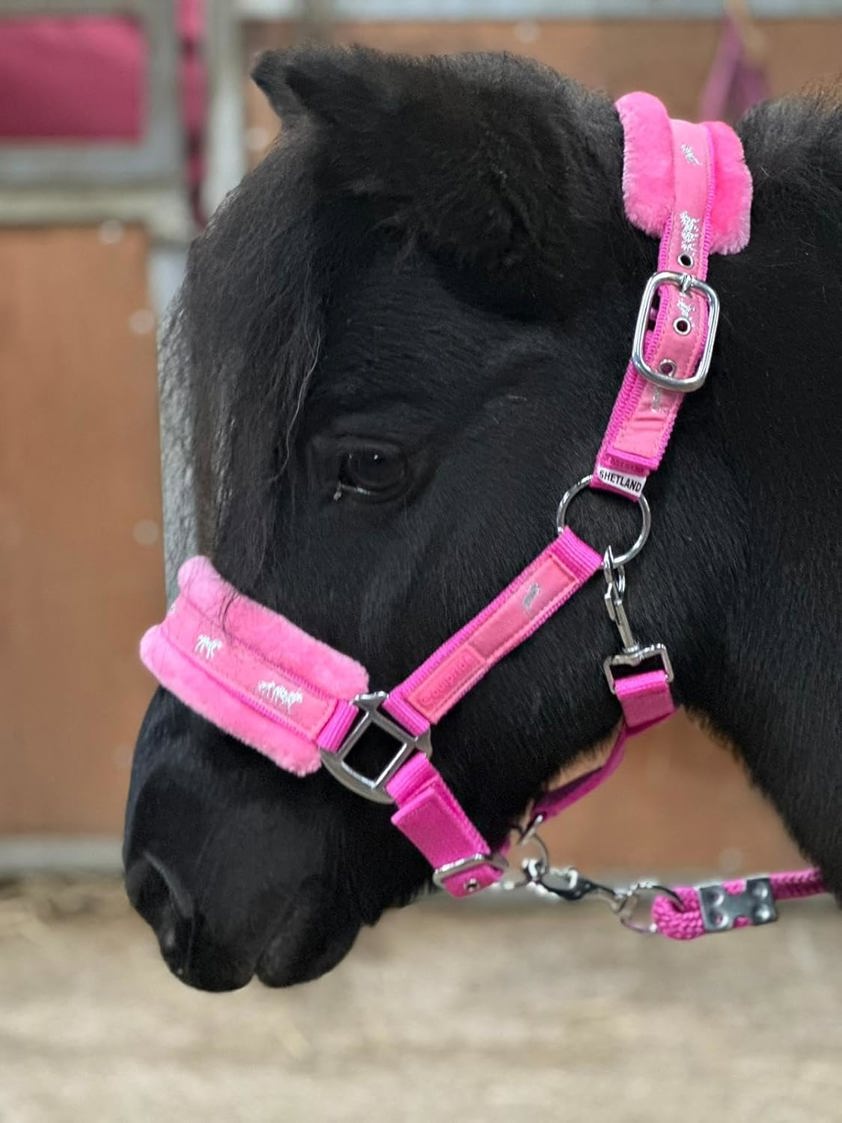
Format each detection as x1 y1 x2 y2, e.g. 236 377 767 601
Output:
142 851 195 921
125 851 254 991
125 852 196 975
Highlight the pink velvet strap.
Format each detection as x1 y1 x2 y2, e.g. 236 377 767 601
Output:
385 530 602 734
592 92 751 498
652 869 827 940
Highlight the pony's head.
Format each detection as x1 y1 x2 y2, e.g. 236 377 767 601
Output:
125 48 743 990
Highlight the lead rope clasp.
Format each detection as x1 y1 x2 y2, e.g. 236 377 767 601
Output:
601 547 675 693
504 817 683 935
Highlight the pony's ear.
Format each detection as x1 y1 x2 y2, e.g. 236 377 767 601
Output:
251 45 405 129
250 46 616 307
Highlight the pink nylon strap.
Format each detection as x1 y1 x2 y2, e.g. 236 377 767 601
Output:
614 669 675 729
386 755 501 896
531 669 676 824
318 529 603 897
652 869 827 940
383 529 601 895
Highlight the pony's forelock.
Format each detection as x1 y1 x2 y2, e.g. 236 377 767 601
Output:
164 128 325 590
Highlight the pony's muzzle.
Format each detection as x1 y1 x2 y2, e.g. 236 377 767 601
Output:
126 852 253 992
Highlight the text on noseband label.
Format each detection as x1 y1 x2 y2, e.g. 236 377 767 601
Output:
596 466 646 497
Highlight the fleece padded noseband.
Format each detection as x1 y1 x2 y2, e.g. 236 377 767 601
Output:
141 557 368 776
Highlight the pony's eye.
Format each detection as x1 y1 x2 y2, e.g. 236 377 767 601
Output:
337 447 408 498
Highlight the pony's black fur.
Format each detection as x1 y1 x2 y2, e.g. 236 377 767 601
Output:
125 47 842 991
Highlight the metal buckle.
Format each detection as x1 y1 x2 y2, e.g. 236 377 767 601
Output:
320 691 432 805
603 644 674 695
699 877 778 933
632 270 720 393
556 476 651 567
432 853 508 893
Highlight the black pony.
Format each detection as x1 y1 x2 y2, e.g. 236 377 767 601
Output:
125 47 842 991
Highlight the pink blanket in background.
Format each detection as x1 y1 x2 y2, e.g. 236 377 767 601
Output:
0 3 206 216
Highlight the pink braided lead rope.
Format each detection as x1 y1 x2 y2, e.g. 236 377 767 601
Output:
651 868 827 940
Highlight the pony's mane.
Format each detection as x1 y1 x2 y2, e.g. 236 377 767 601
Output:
740 86 842 212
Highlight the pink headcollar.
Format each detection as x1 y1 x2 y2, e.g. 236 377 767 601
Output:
141 94 824 936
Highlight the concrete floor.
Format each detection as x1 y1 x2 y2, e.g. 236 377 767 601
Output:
1 877 840 1123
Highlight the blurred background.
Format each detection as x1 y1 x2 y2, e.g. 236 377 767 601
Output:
1 3 841 1121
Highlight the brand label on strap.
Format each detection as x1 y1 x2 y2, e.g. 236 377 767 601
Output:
595 465 646 497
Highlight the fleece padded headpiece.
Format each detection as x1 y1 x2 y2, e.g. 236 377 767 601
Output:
617 90 752 255
140 557 368 776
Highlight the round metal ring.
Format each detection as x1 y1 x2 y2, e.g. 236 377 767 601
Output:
617 882 685 935
556 475 652 567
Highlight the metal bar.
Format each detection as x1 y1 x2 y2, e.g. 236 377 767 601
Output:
0 188 192 241
0 836 123 874
203 0 248 217
237 0 842 19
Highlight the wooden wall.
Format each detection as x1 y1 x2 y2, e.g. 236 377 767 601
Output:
0 226 165 835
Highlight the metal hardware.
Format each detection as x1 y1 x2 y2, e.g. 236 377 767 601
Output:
320 691 432 805
432 853 508 891
528 865 625 908
493 822 686 936
604 644 674 693
601 549 674 693
498 823 551 890
524 858 684 936
699 877 778 933
673 316 692 335
631 270 720 392
615 881 685 934
602 550 634 650
556 476 651 567
678 252 694 268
